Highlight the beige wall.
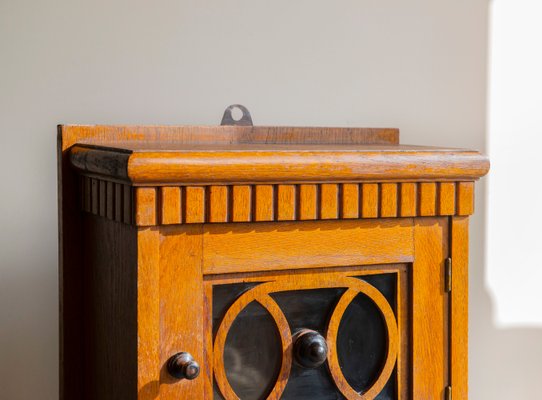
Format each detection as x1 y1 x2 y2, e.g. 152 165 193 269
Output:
0 0 500 398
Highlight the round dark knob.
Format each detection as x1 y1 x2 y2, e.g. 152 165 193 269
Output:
293 329 328 368
167 352 200 380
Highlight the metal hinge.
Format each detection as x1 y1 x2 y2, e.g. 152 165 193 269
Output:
445 385 452 400
445 257 452 293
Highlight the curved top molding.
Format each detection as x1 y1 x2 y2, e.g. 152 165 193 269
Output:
69 142 489 185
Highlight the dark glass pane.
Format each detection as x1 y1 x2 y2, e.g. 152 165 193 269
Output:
271 288 346 332
222 301 282 400
212 278 398 399
337 291 396 399
272 288 346 399
280 362 346 399
213 282 262 339
213 381 225 400
375 368 397 400
354 273 396 313
352 273 398 398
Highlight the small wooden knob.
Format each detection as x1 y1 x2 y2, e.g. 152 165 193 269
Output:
293 329 328 369
167 352 200 380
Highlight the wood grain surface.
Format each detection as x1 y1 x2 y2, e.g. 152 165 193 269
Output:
78 178 480 226
70 143 489 185
450 217 469 399
158 225 205 399
82 215 138 399
137 228 160 399
412 217 449 398
61 124 399 149
202 219 414 275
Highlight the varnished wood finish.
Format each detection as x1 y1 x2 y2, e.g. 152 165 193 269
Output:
80 176 133 224
320 184 339 219
419 183 437 216
135 188 157 226
450 217 469 399
341 183 360 219
299 184 318 220
160 187 182 225
412 218 449 398
79 179 480 226
438 183 456 215
397 265 410 399
202 219 414 275
361 183 379 218
58 128 85 400
70 142 489 185
457 181 475 215
159 225 205 399
277 185 296 221
184 186 206 223
380 183 398 218
82 215 138 400
254 185 275 221
231 185 251 222
137 228 160 399
62 125 400 150
399 182 417 217
208 186 229 223
59 122 487 399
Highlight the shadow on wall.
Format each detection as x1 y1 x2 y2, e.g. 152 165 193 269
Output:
471 205 542 398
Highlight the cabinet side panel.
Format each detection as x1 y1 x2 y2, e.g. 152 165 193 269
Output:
137 228 161 399
451 217 469 399
83 215 138 399
412 218 449 399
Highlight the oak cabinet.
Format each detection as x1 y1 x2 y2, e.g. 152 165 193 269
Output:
58 106 489 399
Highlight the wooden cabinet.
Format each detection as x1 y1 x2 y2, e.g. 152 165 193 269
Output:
58 106 489 399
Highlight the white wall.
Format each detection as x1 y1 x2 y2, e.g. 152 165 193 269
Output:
0 0 502 398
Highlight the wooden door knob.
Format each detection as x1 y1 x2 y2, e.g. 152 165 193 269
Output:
167 352 200 380
293 329 328 368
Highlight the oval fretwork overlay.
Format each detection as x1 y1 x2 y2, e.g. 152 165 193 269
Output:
224 301 282 400
338 293 394 398
212 274 399 400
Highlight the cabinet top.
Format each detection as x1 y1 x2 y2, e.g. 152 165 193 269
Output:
58 115 489 225
60 106 488 185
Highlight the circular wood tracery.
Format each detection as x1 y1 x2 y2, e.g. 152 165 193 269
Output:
326 284 398 399
213 277 398 400
213 293 292 400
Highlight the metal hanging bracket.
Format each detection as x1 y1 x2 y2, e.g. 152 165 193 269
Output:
220 104 253 126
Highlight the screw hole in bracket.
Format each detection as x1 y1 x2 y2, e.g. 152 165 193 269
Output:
220 104 253 126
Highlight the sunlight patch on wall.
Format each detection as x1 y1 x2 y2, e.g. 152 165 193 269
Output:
487 0 542 327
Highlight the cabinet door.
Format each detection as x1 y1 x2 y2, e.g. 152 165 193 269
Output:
154 218 449 399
